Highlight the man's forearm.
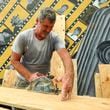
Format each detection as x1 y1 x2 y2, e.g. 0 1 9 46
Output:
58 48 74 76
11 60 32 81
64 57 74 76
57 48 74 100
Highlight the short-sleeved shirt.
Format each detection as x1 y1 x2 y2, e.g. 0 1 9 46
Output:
12 28 65 78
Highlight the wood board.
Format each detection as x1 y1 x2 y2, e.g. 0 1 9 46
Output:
94 73 102 97
0 87 110 110
2 70 18 88
99 64 110 98
0 108 9 110
72 59 77 95
50 15 65 79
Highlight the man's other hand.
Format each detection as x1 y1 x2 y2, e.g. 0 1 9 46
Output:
61 74 73 101
54 74 73 101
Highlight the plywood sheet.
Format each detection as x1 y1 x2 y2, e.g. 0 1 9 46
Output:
2 70 18 88
0 87 110 110
51 15 65 78
99 64 110 98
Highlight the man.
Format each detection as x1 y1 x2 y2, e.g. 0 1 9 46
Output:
11 7 74 101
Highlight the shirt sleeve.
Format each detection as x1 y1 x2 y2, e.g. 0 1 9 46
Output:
11 33 25 55
53 34 65 50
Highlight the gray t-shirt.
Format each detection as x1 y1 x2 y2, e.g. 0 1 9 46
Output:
12 28 65 77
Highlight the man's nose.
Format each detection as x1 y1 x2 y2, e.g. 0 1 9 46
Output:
46 28 52 33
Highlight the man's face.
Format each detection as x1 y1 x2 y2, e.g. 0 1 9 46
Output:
36 18 55 40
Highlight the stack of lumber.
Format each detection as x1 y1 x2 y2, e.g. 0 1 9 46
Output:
95 64 110 98
0 87 110 110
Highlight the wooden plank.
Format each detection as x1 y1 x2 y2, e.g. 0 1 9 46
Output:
0 108 9 110
72 59 77 95
2 70 18 88
99 64 110 98
0 87 110 110
94 73 102 97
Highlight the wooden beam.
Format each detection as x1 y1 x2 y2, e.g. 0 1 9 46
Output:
0 87 110 110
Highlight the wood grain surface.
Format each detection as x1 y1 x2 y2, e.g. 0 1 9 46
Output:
0 87 110 110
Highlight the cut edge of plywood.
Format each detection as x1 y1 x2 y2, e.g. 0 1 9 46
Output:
94 73 102 97
72 59 77 95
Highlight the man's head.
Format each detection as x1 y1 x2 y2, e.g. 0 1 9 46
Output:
35 7 56 40
38 7 56 23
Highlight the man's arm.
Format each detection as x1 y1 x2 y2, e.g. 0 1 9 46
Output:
11 51 37 82
57 48 74 101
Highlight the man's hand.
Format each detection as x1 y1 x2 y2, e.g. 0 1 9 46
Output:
61 74 73 101
56 48 74 100
54 73 73 101
28 73 46 82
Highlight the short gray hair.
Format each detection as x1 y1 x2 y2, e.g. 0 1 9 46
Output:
38 7 56 23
